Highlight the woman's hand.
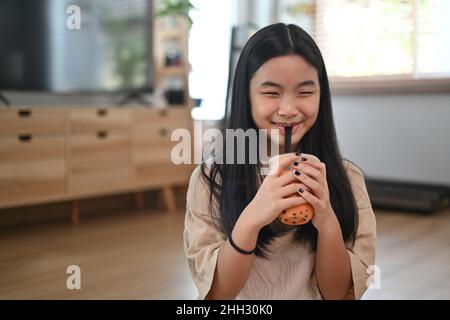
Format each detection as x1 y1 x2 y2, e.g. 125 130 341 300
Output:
242 153 309 231
291 154 338 232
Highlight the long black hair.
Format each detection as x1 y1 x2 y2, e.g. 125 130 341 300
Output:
201 23 358 258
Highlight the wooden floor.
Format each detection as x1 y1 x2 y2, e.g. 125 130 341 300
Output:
0 206 449 300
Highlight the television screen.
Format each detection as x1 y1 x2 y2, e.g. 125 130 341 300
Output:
0 0 154 93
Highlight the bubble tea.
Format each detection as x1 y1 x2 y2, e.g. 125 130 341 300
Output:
278 126 314 226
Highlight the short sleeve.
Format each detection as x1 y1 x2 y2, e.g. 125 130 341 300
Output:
343 160 377 300
183 166 226 299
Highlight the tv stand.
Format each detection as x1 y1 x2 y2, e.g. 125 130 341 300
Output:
0 91 11 107
118 91 151 107
0 106 194 225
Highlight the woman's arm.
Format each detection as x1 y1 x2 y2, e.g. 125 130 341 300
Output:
205 208 259 299
315 214 352 300
291 155 353 299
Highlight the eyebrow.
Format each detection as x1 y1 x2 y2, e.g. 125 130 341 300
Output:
259 80 317 88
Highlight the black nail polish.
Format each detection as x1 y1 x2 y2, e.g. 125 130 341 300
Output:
299 188 304 193
295 171 300 176
293 161 299 166
301 157 307 161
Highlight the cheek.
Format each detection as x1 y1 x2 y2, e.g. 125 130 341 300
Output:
251 96 276 122
303 97 320 122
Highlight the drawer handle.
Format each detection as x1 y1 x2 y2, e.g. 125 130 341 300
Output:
97 131 108 139
18 134 32 142
18 109 32 117
159 128 168 137
158 109 168 117
97 109 108 116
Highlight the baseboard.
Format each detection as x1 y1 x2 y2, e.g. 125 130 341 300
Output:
365 178 450 213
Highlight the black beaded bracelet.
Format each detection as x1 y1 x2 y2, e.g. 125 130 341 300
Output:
228 234 256 255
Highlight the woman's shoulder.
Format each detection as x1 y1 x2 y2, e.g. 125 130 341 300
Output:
187 165 208 201
188 163 218 192
342 158 364 177
188 165 203 187
342 159 367 187
341 159 371 208
187 164 220 215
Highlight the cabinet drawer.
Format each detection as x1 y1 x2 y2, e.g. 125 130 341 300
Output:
0 134 66 204
133 107 191 124
69 130 132 194
134 161 193 187
133 141 193 186
133 108 191 142
0 108 66 134
69 108 131 131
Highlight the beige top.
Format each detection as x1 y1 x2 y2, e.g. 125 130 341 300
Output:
183 160 376 300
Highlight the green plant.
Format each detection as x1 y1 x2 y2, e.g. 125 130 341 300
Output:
156 0 195 29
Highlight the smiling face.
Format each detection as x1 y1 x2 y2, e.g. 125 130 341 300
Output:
249 54 320 154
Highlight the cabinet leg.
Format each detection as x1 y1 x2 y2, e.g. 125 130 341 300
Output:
71 200 80 226
133 192 145 212
162 186 177 213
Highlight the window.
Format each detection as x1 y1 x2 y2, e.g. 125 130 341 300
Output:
189 0 232 120
311 0 450 93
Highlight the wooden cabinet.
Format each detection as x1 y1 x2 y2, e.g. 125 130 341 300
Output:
0 107 194 221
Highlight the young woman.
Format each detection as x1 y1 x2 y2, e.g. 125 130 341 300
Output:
183 23 376 300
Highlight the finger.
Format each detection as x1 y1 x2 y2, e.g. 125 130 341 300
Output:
292 169 324 199
275 169 298 187
297 155 326 174
297 153 321 163
297 187 322 210
280 196 311 210
268 153 300 176
279 182 309 198
292 163 321 182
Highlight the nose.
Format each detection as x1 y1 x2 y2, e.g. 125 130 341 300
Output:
278 96 299 118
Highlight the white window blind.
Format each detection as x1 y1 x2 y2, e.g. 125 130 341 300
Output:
314 0 450 79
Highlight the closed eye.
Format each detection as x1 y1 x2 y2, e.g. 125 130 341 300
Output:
262 92 280 97
298 92 313 96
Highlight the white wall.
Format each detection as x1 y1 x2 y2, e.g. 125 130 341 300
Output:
333 94 450 186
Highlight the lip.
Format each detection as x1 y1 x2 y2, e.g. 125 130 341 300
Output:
271 121 303 134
